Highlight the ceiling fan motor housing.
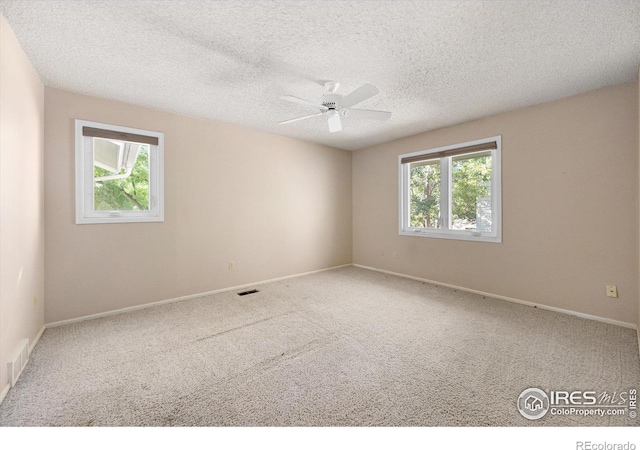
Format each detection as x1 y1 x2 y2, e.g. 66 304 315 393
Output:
320 93 343 110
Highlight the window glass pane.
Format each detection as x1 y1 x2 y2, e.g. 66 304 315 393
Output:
409 160 441 228
93 137 150 211
450 153 492 231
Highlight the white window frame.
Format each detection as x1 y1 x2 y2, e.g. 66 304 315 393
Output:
398 135 502 243
75 119 164 224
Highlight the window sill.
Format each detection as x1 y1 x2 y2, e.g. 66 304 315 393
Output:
399 229 501 243
76 215 164 225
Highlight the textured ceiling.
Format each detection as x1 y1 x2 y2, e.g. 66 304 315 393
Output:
1 1 639 151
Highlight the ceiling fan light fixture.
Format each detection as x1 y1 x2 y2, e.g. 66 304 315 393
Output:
327 110 342 133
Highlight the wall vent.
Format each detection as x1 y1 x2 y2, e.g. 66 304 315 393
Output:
7 338 29 387
237 289 259 296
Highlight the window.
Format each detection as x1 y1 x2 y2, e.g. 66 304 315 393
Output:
399 136 501 242
75 120 164 224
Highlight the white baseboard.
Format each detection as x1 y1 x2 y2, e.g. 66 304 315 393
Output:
30 325 46 354
0 324 46 407
46 263 353 328
47 262 637 332
0 382 9 406
354 264 638 330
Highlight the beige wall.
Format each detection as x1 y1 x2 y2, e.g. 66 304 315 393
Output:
0 15 45 394
353 82 638 324
44 88 352 323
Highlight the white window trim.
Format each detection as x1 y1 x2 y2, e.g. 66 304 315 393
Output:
398 135 502 243
75 119 164 224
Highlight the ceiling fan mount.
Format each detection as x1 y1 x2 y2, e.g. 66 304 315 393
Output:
324 80 340 93
279 81 391 133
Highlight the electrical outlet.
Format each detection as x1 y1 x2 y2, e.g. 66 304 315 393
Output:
605 285 618 298
380 249 384 256
33 295 38 309
393 251 397 258
228 261 234 270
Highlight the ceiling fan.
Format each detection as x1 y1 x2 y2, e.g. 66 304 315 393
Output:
278 81 391 133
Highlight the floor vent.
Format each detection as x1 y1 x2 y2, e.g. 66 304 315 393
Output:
7 338 29 387
237 289 259 296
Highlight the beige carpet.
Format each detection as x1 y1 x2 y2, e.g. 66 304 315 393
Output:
1 266 638 426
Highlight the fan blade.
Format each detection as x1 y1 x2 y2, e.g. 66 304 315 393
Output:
340 83 379 108
327 111 342 133
278 112 323 125
280 95 327 111
344 108 391 121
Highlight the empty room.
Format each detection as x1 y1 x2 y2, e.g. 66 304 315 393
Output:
1 0 639 442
